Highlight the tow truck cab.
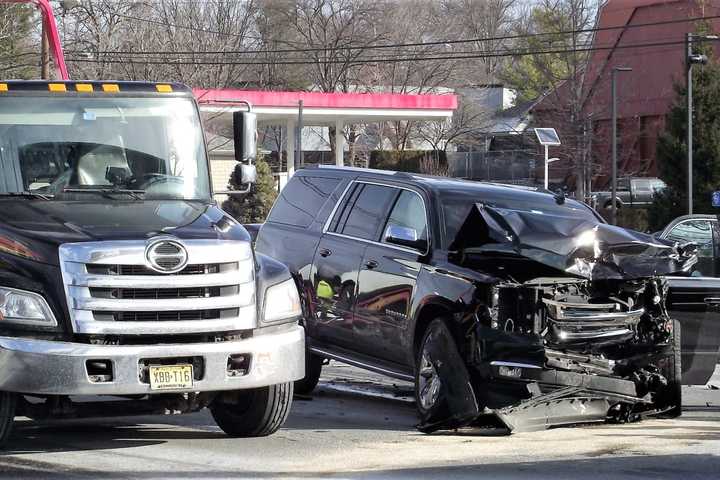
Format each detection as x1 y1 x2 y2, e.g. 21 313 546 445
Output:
0 80 304 445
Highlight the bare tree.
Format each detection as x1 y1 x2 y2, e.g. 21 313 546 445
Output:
501 0 600 198
63 0 260 88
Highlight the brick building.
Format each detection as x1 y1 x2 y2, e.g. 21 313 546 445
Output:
534 0 720 190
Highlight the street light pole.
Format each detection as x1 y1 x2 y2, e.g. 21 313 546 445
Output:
611 66 631 226
544 145 549 190
687 33 694 216
686 32 717 215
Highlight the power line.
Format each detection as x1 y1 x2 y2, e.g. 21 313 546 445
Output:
77 13 720 57
65 33 683 62
65 38 700 66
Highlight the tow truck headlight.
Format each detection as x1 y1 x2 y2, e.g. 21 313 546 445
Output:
0 287 57 327
263 279 301 324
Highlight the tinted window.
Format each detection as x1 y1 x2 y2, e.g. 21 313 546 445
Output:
383 190 428 244
666 220 714 258
337 183 398 240
267 175 340 228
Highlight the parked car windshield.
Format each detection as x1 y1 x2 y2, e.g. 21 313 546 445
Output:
441 186 602 245
0 96 210 201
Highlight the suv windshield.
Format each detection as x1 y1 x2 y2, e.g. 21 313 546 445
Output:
0 96 210 201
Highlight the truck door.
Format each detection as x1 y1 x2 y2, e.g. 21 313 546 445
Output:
309 182 397 353
662 217 720 384
355 187 429 366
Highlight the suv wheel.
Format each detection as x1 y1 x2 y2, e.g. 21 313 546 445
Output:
0 392 17 448
211 383 293 437
294 353 324 395
414 319 445 416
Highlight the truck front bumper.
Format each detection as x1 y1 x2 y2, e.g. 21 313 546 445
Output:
0 325 304 396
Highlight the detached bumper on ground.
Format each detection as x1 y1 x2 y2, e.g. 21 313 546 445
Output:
0 325 305 395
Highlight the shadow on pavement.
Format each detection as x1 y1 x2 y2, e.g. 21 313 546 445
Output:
1 454 719 479
3 419 224 455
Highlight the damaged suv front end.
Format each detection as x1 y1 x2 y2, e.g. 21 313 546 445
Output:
419 199 697 433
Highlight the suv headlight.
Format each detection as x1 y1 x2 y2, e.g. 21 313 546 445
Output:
263 279 301 324
0 287 57 327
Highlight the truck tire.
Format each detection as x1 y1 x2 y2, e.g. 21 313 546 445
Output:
294 353 324 395
211 383 293 437
658 318 682 418
0 392 17 448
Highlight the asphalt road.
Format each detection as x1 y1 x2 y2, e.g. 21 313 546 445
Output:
0 363 719 480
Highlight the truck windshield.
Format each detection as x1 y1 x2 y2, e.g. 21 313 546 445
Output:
0 96 210 201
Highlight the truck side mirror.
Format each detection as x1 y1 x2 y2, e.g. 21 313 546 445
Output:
233 111 257 163
240 164 257 185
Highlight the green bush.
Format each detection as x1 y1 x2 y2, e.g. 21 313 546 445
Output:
369 150 446 173
222 160 277 223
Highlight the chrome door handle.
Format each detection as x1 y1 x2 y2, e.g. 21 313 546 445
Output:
319 248 332 258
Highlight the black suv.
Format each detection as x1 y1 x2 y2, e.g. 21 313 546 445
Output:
256 166 720 432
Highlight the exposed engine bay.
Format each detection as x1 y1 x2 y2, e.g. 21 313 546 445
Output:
417 203 695 433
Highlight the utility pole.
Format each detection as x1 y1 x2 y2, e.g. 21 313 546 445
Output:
40 22 50 79
611 67 632 226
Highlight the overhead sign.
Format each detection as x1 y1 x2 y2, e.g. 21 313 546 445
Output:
712 191 720 207
534 128 561 146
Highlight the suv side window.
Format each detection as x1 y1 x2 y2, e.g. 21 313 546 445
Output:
267 175 341 228
334 183 398 240
383 190 428 245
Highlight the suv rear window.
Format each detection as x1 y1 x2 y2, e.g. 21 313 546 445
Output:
267 175 341 228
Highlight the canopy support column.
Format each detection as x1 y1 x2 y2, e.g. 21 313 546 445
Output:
335 119 345 166
286 119 295 177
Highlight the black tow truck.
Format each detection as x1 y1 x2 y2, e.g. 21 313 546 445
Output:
0 80 305 446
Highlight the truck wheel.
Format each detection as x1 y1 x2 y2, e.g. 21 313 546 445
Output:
294 353 324 395
211 383 293 437
0 392 17 448
658 318 682 418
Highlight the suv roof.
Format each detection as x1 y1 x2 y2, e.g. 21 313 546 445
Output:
299 165 569 205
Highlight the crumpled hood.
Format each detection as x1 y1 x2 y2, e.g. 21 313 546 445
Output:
452 203 697 281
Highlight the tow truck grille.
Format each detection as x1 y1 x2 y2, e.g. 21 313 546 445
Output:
59 239 256 336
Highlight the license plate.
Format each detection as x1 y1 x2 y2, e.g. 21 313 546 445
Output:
149 364 194 390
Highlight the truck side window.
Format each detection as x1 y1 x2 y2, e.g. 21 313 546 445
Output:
267 176 341 228
336 183 398 241
383 190 428 244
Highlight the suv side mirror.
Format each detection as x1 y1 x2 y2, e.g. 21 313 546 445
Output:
233 111 257 163
384 225 426 251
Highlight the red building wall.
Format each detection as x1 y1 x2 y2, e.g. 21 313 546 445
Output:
535 0 720 189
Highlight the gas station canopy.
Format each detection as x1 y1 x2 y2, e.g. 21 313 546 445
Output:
193 88 458 124
194 88 457 175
